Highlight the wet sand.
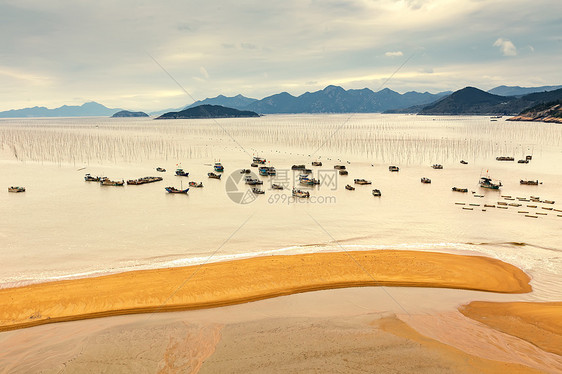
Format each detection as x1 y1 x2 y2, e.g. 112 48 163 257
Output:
198 315 544 374
1 306 555 373
0 250 531 332
460 301 562 356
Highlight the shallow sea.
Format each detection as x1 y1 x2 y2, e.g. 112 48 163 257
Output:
1 114 561 301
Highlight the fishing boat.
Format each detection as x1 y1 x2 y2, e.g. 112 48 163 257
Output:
292 188 310 198
345 184 355 191
292 164 306 170
479 176 502 189
388 166 399 172
334 165 346 170
189 181 204 187
251 163 258 167
372 189 382 197
165 186 189 194
432 164 443 169
259 166 276 176
452 187 468 193
312 161 323 166
517 159 529 164
245 177 263 185
520 180 539 185
339 170 348 176
271 184 284 190
240 169 251 174
175 168 189 177
100 179 125 186
253 157 266 164
252 187 265 195
496 156 514 161
354 179 371 185
208 172 222 179
300 178 315 186
156 167 166 172
84 173 101 182
214 163 224 172
421 177 431 184
8 186 25 193
460 160 468 165
127 176 163 185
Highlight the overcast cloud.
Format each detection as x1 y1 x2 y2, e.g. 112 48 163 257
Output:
1 0 561 111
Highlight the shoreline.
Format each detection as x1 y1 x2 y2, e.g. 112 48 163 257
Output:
0 250 531 332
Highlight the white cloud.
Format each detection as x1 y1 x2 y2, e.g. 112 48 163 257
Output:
493 38 517 56
200 67 209 79
1 0 561 111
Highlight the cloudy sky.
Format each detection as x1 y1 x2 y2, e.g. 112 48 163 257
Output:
1 0 561 111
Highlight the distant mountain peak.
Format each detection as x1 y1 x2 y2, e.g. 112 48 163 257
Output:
184 94 257 111
323 85 343 90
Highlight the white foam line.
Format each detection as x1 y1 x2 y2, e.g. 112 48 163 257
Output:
2 242 560 298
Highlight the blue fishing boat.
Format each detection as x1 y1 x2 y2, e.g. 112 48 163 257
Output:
175 168 189 177
214 163 224 172
165 186 189 194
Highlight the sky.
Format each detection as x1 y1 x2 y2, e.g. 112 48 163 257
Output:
1 0 561 111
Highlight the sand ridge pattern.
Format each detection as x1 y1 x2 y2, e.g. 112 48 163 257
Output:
0 250 531 332
460 301 562 356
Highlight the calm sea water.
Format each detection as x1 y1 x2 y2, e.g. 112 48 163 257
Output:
1 114 561 300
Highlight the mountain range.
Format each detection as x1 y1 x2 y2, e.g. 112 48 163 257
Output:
150 86 452 116
417 87 562 115
2 84 562 118
487 85 562 97
0 102 121 118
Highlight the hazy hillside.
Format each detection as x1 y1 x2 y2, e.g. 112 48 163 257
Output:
488 85 562 97
0 102 121 118
185 94 258 110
